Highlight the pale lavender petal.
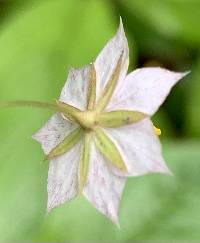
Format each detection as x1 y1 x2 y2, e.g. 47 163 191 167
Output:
32 112 78 155
107 67 189 115
47 140 82 212
84 142 126 225
32 113 82 211
60 65 91 110
95 18 129 103
103 118 171 177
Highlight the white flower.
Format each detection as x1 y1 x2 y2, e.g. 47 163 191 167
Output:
32 19 188 225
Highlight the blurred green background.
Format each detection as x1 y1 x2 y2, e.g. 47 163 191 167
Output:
0 0 200 242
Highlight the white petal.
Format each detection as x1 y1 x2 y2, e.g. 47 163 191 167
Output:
107 67 189 115
60 65 91 110
95 18 129 102
32 112 78 155
32 113 82 211
47 140 82 212
103 118 171 177
83 142 126 225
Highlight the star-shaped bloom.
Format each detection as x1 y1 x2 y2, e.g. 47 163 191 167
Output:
32 19 188 225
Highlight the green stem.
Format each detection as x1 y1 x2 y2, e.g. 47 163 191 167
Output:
0 100 58 109
0 100 81 121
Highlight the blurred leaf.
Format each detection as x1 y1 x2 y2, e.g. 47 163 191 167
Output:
152 109 175 138
186 58 200 137
119 0 200 47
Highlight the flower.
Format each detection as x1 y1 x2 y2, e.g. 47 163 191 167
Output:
32 19 188 225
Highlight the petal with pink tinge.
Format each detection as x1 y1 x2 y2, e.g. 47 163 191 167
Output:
32 113 82 210
107 67 189 115
60 65 91 110
95 18 129 103
32 112 79 154
103 118 171 177
84 142 126 225
47 140 82 212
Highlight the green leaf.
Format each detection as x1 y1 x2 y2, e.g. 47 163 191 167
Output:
45 127 83 160
95 128 127 171
186 58 200 137
99 110 147 128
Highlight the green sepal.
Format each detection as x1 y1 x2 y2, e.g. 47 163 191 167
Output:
87 63 96 110
79 132 92 194
99 110 147 128
95 128 127 171
96 52 123 112
45 127 83 160
56 100 81 122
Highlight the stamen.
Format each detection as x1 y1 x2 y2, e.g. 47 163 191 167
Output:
154 125 161 136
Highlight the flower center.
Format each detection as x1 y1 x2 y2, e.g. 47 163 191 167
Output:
74 110 97 130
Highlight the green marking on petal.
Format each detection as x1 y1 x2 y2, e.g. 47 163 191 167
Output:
96 52 123 112
87 63 96 110
79 132 92 194
99 110 147 128
95 128 127 171
45 127 83 160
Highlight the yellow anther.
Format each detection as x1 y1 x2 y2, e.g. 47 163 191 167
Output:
153 126 161 136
